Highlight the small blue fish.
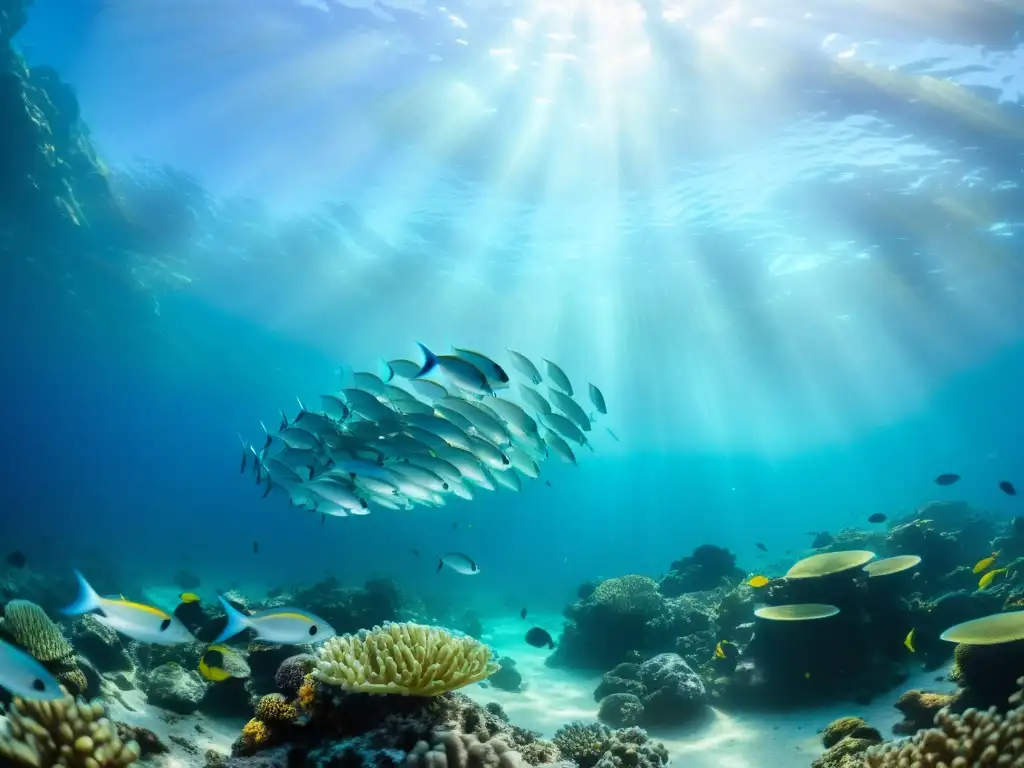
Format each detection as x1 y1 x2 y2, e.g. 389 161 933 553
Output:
0 638 65 700
213 597 336 645
63 570 195 645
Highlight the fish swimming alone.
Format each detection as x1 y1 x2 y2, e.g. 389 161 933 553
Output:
867 513 887 523
935 473 961 486
1000 481 1017 496
520 608 528 620
6 550 25 569
747 575 770 588
755 543 768 552
0 638 65 700
179 592 201 604
212 597 336 645
525 627 555 649
63 571 195 645
904 628 916 653
438 553 480 575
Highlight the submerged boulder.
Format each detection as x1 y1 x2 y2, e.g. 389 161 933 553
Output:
638 653 707 725
145 662 207 713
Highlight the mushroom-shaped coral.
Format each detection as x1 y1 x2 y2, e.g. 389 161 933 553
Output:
785 551 875 579
0 690 141 767
863 555 921 577
313 622 498 695
941 609 1024 644
753 604 840 621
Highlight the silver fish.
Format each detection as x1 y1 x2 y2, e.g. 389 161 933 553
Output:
505 446 541 478
438 553 480 575
507 349 542 384
491 466 522 492
543 429 577 465
452 347 510 389
341 388 399 422
543 359 573 395
409 379 449 400
214 599 336 645
589 383 607 415
487 399 538 436
518 384 553 415
439 398 510 446
467 434 511 470
548 389 592 432
415 343 493 395
540 411 587 446
348 371 387 393
403 413 474 452
388 359 422 378
0 638 65 700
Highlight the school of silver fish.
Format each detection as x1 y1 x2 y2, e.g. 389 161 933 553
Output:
238 344 614 520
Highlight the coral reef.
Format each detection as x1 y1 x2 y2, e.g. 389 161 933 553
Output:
274 653 315 697
866 705 1024 765
812 717 883 768
313 622 498 695
0 599 89 695
818 717 881 749
552 722 666 768
659 545 744 597
0 691 141 767
891 689 956 735
405 730 524 768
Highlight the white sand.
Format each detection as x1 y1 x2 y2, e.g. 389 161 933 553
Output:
467 615 955 767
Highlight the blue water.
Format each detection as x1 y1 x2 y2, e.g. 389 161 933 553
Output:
3 0 1022 617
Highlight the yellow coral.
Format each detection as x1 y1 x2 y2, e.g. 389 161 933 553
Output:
254 693 297 723
313 622 498 695
0 689 140 767
240 719 270 749
0 600 75 662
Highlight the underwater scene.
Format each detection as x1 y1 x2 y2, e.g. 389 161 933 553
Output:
1 0 1023 766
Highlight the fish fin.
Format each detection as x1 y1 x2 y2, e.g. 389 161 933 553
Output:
437 559 444 573
377 357 394 383
415 342 439 378
211 596 250 644
279 409 289 432
262 475 273 498
62 570 102 616
260 421 273 452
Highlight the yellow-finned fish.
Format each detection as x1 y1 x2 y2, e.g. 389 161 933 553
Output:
62 571 194 645
179 592 201 604
198 644 251 683
904 628 916 653
973 552 1000 574
747 575 770 588
979 568 1009 590
714 640 737 660
213 597 336 645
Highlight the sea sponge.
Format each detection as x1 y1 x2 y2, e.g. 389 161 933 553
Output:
819 716 877 748
254 693 297 723
0 690 141 767
892 689 957 735
591 576 663 616
404 731 524 768
313 622 499 695
865 705 1024 765
0 600 76 662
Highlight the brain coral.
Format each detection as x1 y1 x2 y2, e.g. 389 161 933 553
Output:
313 622 498 695
0 691 141 767
591 576 663 616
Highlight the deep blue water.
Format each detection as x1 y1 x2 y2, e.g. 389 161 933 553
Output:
3 0 1022 617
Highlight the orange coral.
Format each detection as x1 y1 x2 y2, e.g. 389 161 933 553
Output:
255 693 298 723
297 676 317 712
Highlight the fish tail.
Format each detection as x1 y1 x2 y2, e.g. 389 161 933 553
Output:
260 421 273 452
262 474 273 498
415 342 439 378
211 596 250 644
62 570 102 616
378 357 394 383
278 409 289 432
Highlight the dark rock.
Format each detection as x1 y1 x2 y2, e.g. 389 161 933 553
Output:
145 662 207 714
116 722 169 757
638 653 707 725
69 615 133 672
597 693 645 727
659 545 744 597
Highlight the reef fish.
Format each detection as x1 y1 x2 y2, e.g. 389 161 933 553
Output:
904 628 916 653
867 513 887 523
179 592 201 604
452 348 510 390
507 350 542 384
1000 481 1017 496
714 640 737 660
979 568 1010 590
747 575 770 588
213 598 336 645
588 383 607 415
525 627 555 649
543 360 573 395
438 553 480 575
63 571 195 645
198 644 250 682
973 552 1000 574
0 638 65 700
935 473 961 486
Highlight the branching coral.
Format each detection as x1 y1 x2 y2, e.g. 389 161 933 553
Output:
591 577 663 617
313 622 498 695
0 691 141 767
866 705 1024 765
553 721 611 768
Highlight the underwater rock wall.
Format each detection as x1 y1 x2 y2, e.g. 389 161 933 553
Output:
0 0 124 247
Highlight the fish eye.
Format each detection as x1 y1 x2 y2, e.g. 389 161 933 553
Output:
442 482 449 490
31 678 45 691
159 619 171 631
309 625 318 636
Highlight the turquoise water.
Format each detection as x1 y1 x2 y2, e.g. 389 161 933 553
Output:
3 0 1022 616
